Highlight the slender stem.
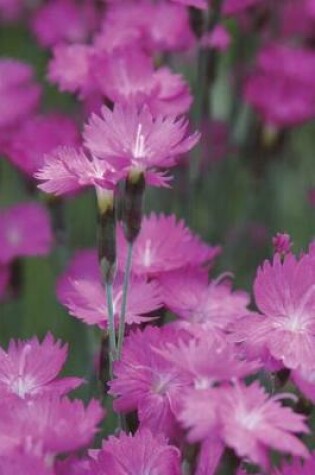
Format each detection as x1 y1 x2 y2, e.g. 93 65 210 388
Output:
117 242 133 358
105 280 117 371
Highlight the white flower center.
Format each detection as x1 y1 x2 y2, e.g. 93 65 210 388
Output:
143 239 153 267
133 124 146 158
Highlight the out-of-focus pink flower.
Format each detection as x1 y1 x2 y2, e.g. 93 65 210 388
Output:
0 453 53 475
105 2 194 53
31 0 99 48
232 252 315 371
109 326 188 441
200 25 231 51
0 59 41 129
57 251 162 329
7 113 80 177
84 103 200 187
117 214 220 277
35 146 123 197
280 0 315 41
0 203 52 264
272 232 293 256
244 43 315 127
90 429 181 475
0 395 104 456
0 265 10 299
0 333 82 399
159 270 249 336
48 44 94 96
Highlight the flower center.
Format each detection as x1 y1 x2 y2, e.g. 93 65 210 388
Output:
133 124 146 159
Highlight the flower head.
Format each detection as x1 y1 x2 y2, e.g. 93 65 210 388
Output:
57 250 162 329
0 333 82 399
0 395 104 456
231 251 315 371
35 146 122 197
272 232 293 256
84 103 200 187
0 59 41 129
0 203 52 264
117 214 220 277
90 429 181 475
109 326 188 440
159 269 249 336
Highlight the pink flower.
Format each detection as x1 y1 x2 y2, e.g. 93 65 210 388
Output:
291 367 315 403
83 103 200 187
105 2 194 53
218 382 309 469
244 43 315 127
159 269 249 336
0 59 41 129
7 113 80 177
35 146 122 197
272 232 293 256
57 251 162 329
31 0 99 48
109 326 188 440
55 456 91 475
0 203 52 264
0 0 24 22
48 44 94 96
195 438 225 475
0 333 82 399
200 25 231 51
180 381 309 469
156 337 259 390
117 214 220 277
90 429 181 475
0 395 104 456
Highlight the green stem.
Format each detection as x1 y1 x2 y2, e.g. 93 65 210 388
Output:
117 242 133 358
105 280 117 372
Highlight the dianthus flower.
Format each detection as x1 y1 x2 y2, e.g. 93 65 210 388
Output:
109 326 188 440
35 146 123 200
84 103 200 187
48 43 94 96
223 0 262 15
180 381 309 469
57 250 162 329
232 252 315 371
30 0 98 48
104 2 194 53
7 113 80 177
0 333 82 399
55 456 91 475
0 59 41 129
272 232 293 256
0 203 52 264
0 395 103 456
156 337 259 390
159 269 249 336
244 43 315 127
91 47 192 116
117 214 220 277
90 429 181 475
